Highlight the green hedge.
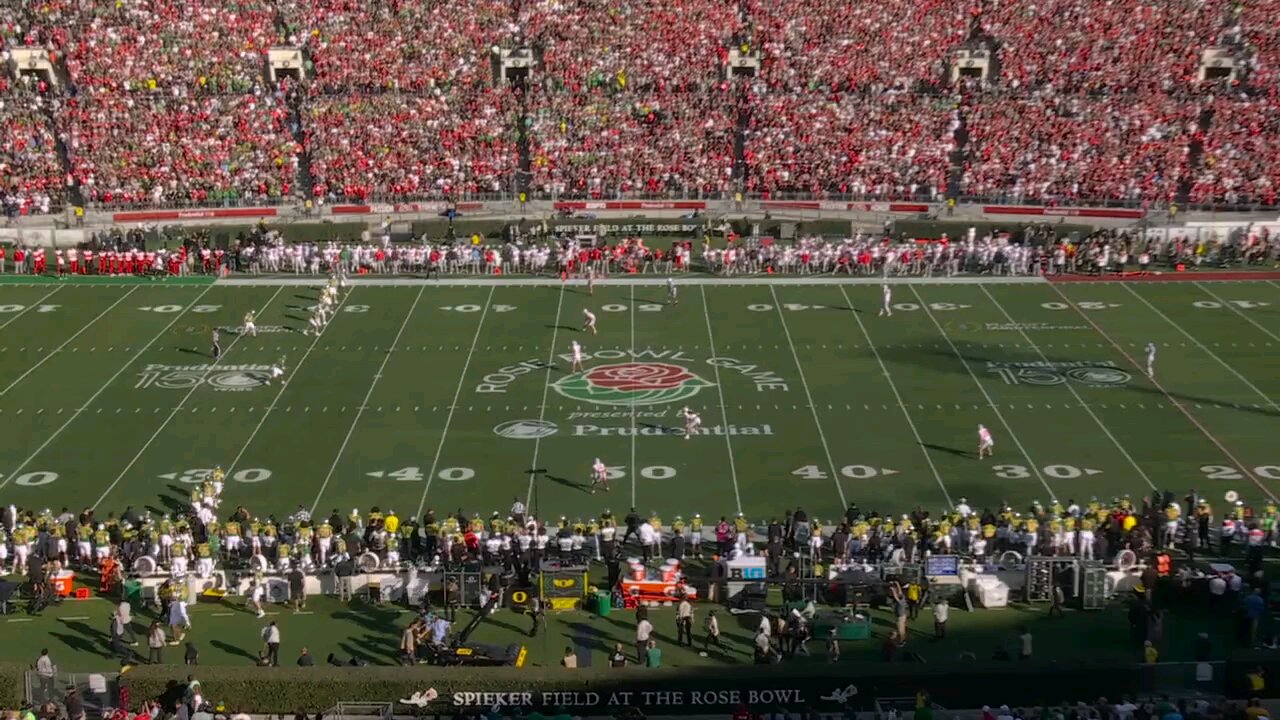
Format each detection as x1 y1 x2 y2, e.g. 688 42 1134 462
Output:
117 660 1144 715
0 663 24 709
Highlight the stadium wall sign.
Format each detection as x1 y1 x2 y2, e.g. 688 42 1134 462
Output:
982 205 1145 219
330 202 484 215
759 201 929 213
549 222 701 234
112 207 279 223
552 201 707 211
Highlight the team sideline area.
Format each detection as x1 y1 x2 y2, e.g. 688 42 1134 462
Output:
2 277 1279 527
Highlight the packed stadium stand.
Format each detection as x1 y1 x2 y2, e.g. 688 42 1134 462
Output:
1 0 1278 211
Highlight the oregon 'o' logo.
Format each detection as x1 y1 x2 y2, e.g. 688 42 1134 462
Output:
1065 366 1131 387
494 419 559 439
208 371 268 391
552 362 713 407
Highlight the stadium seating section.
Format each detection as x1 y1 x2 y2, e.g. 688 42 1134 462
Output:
1 0 1277 211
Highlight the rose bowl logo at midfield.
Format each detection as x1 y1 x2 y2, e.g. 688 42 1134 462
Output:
552 362 713 407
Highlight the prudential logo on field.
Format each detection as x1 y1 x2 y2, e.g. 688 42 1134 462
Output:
493 420 559 439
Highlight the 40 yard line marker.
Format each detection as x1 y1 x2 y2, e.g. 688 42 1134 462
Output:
0 285 219 493
310 286 427 515
0 287 137 396
416 287 496 518
92 287 286 508
769 286 847 508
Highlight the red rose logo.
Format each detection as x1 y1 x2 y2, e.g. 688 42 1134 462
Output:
583 363 698 391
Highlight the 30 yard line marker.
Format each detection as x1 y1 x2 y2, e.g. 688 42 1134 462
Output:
0 286 62 332
908 285 1057 501
310 286 426 514
979 285 1156 492
416 287 496 517
92 287 286 508
0 285 218 493
226 287 354 477
700 285 742 514
1122 284 1280 411
769 286 847 508
0 287 137 396
525 284 568 511
839 286 952 508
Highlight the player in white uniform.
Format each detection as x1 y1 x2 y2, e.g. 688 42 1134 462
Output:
977 424 994 459
570 341 584 372
265 356 287 385
587 266 595 296
1145 342 1157 379
590 458 609 494
667 277 678 305
582 309 597 335
305 312 324 336
879 284 892 317
682 407 702 439
243 311 257 337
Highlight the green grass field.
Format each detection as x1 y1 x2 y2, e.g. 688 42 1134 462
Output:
3 275 1280 525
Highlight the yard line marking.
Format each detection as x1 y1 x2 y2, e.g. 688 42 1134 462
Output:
839 286 952 507
699 285 742 514
309 286 426 514
226 288 354 478
416 287 496 518
525 284 568 511
629 285 638 507
769 286 846 508
0 288 137 396
1194 282 1280 345
92 287 286 508
0 285 219 493
0 286 61 331
908 285 1056 501
1048 283 1278 503
979 286 1155 491
1121 284 1280 411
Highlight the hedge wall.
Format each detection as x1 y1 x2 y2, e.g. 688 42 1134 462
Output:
118 660 1144 715
0 663 24 709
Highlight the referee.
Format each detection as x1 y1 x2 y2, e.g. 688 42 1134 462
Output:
211 328 222 359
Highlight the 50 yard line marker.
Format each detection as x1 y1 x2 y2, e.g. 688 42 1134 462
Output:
525 284 567 511
700 284 742 514
979 285 1156 492
0 285 218 493
0 286 62 332
769 286 847 508
839 285 952 508
0 287 137 396
908 285 1058 502
94 287 286 508
415 287 496 517
309 286 426 515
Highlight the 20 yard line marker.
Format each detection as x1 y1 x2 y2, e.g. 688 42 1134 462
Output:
415 287 496 517
0 287 138 396
908 285 1058 502
92 287 286 508
839 286 952 508
525 284 568 511
310 286 427 515
769 286 847 508
700 285 743 514
0 285 219 493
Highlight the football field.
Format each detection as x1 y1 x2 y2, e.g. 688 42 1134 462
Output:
3 275 1280 526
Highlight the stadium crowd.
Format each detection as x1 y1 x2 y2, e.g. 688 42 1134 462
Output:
0 0 1278 210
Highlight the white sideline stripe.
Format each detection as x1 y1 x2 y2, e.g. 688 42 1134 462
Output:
769 285 847 508
526 285 568 510
0 285 218 492
226 287 353 476
978 285 1156 492
1194 282 1280 345
309 286 426 515
1122 284 1280 411
700 284 743 514
838 285 953 508
92 287 286 508
908 285 1058 501
216 276 1051 287
416 287 496 517
1049 283 1278 503
629 285 638 508
0 286 62 331
0 287 137 396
